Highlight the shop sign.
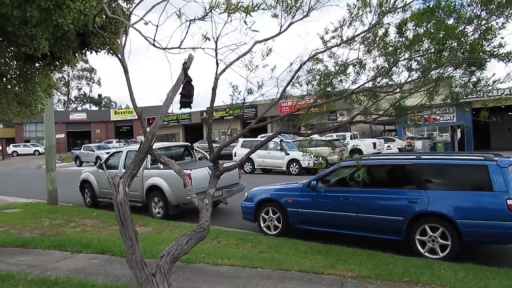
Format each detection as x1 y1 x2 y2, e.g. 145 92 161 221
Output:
110 108 137 120
69 112 87 121
201 105 258 120
337 110 348 121
462 88 512 101
408 106 457 124
278 97 324 115
146 113 192 128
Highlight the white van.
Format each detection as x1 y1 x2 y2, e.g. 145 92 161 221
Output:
232 138 320 176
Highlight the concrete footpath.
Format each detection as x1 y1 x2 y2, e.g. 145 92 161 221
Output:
0 248 420 288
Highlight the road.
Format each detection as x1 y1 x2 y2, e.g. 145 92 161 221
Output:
1 158 512 269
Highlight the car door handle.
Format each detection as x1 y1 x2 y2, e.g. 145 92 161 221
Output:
408 199 420 204
341 197 352 201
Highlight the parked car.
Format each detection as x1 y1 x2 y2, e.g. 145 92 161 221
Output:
377 136 414 152
383 143 400 153
322 132 384 157
193 139 220 152
103 139 126 148
257 133 297 141
290 138 346 168
78 142 245 219
241 152 512 260
71 144 116 167
6 143 45 156
233 138 320 176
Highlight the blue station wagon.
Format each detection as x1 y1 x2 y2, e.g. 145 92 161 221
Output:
241 153 512 260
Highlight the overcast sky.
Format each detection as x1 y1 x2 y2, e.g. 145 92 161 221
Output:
88 0 512 113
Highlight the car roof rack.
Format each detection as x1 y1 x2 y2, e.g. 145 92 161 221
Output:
357 152 505 161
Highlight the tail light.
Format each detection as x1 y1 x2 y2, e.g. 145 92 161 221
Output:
507 199 512 212
183 172 192 189
238 168 242 179
372 142 376 149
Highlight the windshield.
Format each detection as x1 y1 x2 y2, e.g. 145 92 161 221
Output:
280 134 295 140
282 141 299 151
93 144 112 151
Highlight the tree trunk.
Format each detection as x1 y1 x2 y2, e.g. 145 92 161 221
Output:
105 162 220 287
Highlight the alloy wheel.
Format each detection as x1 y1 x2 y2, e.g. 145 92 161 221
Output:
152 197 165 218
259 207 282 235
83 187 92 206
289 162 300 174
415 224 452 259
244 161 253 172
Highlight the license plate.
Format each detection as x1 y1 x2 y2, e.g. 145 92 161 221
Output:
214 190 223 197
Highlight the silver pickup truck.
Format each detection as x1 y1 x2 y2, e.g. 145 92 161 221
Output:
78 142 245 219
71 144 116 167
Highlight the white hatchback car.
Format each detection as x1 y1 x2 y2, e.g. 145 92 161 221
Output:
232 138 320 176
7 143 45 156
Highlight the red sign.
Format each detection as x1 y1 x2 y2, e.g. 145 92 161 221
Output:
278 97 324 115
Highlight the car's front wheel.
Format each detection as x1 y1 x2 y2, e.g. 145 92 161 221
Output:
409 217 461 261
94 157 102 165
81 182 99 208
257 202 289 237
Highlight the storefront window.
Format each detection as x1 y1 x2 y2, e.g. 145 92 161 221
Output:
156 133 180 142
23 123 45 138
212 129 238 142
405 126 451 142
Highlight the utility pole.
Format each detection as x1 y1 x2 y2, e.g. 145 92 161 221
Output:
44 97 58 205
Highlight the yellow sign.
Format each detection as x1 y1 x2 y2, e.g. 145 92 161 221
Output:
111 108 137 120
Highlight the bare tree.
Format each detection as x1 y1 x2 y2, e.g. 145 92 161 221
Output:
94 0 512 287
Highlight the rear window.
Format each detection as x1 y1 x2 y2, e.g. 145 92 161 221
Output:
151 145 194 164
241 140 259 149
413 164 493 192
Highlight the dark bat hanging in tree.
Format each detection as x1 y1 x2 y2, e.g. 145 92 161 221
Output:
179 61 194 110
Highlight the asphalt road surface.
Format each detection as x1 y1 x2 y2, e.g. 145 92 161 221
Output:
1 159 512 269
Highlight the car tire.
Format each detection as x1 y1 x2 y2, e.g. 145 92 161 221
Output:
257 202 289 237
148 190 169 220
287 160 303 176
409 217 461 261
81 182 100 208
212 200 222 208
33 150 40 156
305 168 319 175
242 159 256 174
349 149 363 158
94 157 102 165
11 151 18 157
260 168 272 174
74 157 83 167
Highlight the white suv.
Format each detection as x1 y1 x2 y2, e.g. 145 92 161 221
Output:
103 139 126 148
7 143 45 156
232 138 319 176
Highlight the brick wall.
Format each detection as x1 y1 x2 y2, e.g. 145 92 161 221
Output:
106 122 115 139
91 122 108 143
133 120 144 138
55 123 67 153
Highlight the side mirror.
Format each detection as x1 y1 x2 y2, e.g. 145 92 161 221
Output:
310 180 317 190
96 162 104 170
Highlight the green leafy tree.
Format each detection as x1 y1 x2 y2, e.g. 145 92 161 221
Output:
0 0 128 120
53 58 102 110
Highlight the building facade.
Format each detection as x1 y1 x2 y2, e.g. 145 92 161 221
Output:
13 98 367 152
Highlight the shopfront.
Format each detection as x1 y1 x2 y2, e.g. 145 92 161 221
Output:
201 105 260 140
396 105 473 151
147 113 192 142
110 108 137 140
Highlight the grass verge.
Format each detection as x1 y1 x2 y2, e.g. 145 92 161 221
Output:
0 271 133 288
58 154 74 163
0 203 511 288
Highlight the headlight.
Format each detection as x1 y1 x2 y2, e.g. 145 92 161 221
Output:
243 192 248 201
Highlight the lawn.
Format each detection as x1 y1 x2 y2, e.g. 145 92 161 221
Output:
0 271 133 288
0 203 511 288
